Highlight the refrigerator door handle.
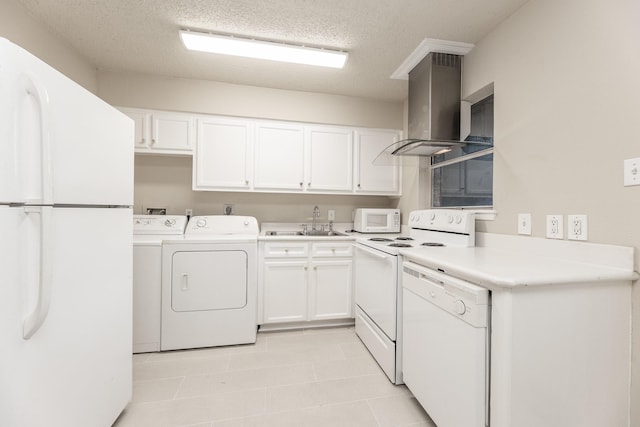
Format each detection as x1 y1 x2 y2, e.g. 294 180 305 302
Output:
20 73 53 205
22 206 54 340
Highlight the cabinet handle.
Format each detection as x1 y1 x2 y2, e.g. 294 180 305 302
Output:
245 180 249 186
305 266 308 271
357 183 361 188
284 249 289 254
299 182 303 187
308 182 311 187
151 138 156 146
313 266 317 271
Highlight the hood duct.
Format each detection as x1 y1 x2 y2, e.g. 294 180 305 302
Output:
383 52 490 158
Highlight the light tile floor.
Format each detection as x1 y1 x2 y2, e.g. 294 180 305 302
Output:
112 326 436 427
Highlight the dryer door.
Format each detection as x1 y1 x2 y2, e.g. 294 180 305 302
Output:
171 250 248 312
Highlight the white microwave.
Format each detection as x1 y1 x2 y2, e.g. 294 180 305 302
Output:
353 208 401 233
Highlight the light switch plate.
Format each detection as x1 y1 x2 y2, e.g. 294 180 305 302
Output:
546 215 563 239
517 213 532 235
624 157 640 186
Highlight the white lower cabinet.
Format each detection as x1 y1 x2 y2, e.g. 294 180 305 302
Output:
309 260 353 320
260 240 353 325
262 260 309 323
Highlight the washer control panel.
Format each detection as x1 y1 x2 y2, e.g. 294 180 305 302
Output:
186 215 259 236
133 215 188 235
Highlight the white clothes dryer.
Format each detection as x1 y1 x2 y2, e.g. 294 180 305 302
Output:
161 215 259 351
132 215 188 353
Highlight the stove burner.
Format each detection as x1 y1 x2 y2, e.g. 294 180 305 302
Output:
369 238 393 242
421 242 445 247
395 237 414 241
388 243 413 248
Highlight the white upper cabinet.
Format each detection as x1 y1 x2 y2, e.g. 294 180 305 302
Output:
119 108 194 155
124 109 151 150
305 127 353 192
125 107 401 195
151 113 194 153
354 129 402 195
193 117 253 190
253 122 305 191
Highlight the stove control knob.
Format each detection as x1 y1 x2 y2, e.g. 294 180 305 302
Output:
196 218 207 228
447 215 454 224
454 299 466 315
164 219 176 227
455 215 462 224
429 212 436 221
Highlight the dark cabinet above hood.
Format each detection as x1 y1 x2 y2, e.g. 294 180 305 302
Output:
386 52 489 157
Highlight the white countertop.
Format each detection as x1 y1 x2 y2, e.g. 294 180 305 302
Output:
400 233 638 290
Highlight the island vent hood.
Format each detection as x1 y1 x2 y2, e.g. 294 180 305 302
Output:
384 52 490 157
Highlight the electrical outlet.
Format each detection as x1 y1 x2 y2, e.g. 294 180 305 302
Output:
568 214 588 241
185 208 193 217
328 210 336 221
517 213 532 235
624 157 640 186
223 204 233 215
546 215 563 239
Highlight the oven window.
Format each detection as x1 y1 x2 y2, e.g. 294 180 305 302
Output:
367 214 388 227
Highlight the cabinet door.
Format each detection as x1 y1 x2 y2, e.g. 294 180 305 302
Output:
306 127 353 192
262 260 308 323
151 112 194 153
354 130 401 195
119 108 151 151
310 260 353 320
254 123 305 190
194 117 252 190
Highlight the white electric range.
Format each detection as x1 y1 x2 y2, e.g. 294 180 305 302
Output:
353 209 475 384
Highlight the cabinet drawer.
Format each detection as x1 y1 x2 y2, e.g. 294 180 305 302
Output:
311 242 353 257
263 242 308 258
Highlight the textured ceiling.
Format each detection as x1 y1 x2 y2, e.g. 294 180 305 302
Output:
16 0 529 102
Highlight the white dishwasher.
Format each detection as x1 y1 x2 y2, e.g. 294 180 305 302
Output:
402 260 490 427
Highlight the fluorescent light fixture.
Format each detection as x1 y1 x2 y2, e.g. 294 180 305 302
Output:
180 30 348 69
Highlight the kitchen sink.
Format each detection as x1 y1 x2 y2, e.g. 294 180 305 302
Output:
265 230 346 237
265 231 305 236
303 230 346 236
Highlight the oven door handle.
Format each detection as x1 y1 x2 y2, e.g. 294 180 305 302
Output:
356 244 393 260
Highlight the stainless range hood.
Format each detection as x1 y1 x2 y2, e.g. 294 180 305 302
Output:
385 52 490 157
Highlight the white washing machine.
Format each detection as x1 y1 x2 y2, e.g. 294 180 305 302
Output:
161 215 259 351
132 215 188 353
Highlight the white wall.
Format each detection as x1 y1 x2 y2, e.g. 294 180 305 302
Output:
0 0 97 92
98 71 402 128
97 71 405 221
461 0 640 423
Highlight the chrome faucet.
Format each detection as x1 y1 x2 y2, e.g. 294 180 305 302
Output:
312 205 320 230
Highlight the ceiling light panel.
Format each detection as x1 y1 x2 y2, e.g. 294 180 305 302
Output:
180 30 348 69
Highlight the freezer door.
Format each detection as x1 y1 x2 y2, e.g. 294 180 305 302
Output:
0 37 133 206
0 206 132 427
0 39 22 203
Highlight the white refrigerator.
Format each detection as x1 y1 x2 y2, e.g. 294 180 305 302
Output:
0 38 134 427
